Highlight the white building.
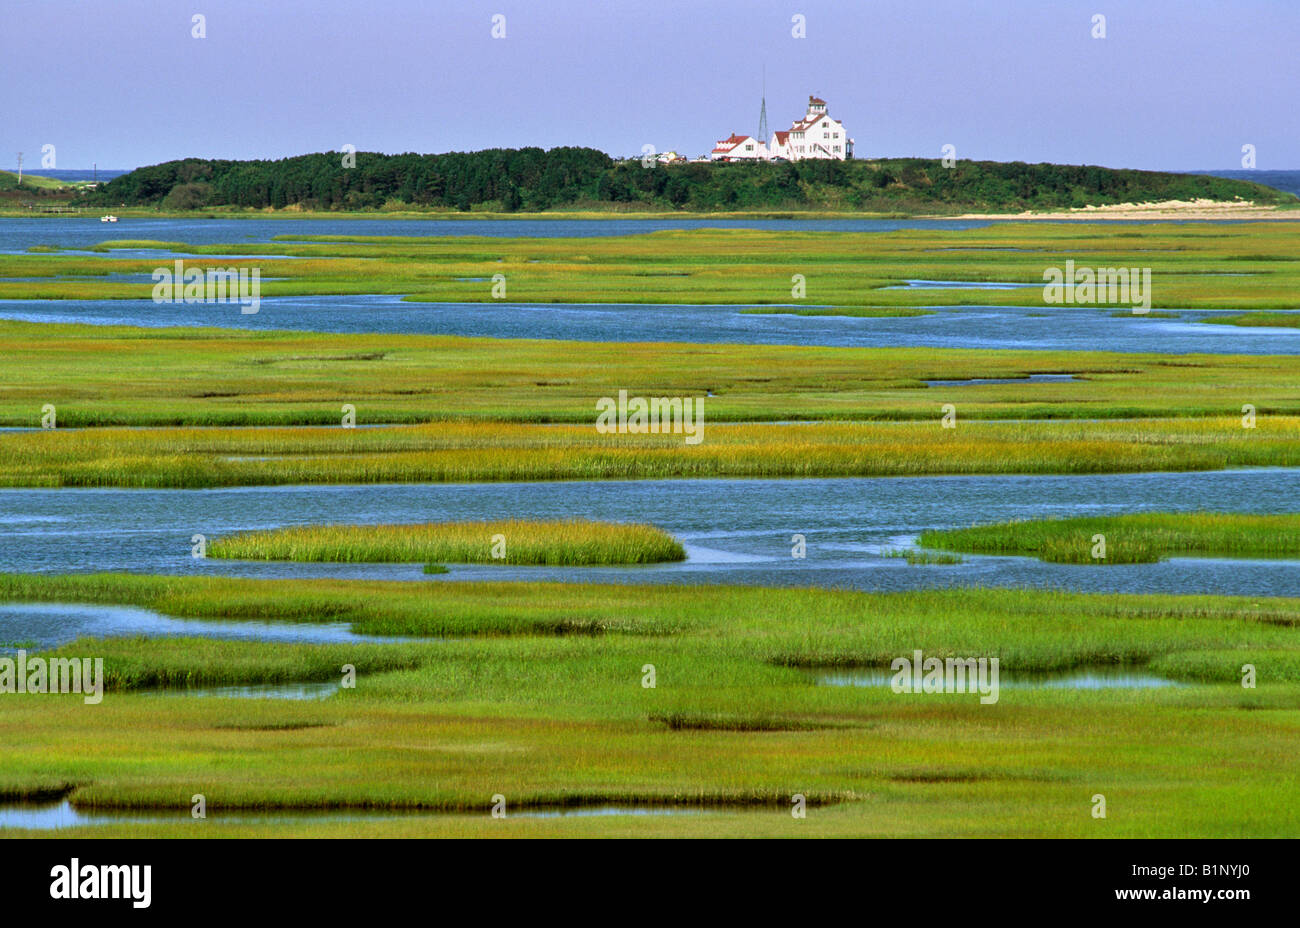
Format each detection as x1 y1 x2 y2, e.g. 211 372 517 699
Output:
766 96 853 161
710 133 769 161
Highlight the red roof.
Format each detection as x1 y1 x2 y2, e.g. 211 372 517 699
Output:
793 111 838 132
711 133 754 153
809 96 826 105
773 131 790 143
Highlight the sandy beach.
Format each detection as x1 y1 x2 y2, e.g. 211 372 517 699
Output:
950 198 1297 221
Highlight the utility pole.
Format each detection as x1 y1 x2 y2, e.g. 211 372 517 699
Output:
16 152 22 186
93 162 97 185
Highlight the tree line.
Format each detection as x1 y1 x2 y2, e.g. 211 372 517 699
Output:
82 148 1293 213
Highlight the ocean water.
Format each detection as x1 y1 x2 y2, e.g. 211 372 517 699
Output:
18 168 130 184
1193 169 1300 197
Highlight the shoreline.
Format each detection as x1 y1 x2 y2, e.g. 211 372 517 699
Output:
4 202 1298 223
947 199 1298 221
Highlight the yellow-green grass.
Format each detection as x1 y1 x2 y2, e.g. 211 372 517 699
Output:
53 637 432 690
1201 312 1300 328
1 416 1298 488
0 169 72 191
0 575 1296 835
920 512 1300 564
5 573 1295 669
2 320 1299 427
210 519 685 566
4 222 1300 311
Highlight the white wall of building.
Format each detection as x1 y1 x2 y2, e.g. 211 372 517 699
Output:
714 98 854 162
711 135 769 161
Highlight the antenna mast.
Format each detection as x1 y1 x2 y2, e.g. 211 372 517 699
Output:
757 67 769 143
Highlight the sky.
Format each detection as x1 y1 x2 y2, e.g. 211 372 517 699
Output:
3 0 1296 172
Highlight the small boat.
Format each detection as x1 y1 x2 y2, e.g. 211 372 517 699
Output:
100 215 118 223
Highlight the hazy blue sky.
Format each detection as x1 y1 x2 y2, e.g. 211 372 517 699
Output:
4 0 1295 171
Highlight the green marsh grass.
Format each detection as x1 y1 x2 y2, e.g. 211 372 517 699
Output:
210 519 686 566
2 416 1297 488
4 221 1300 835
2 573 1295 672
1200 312 1300 328
49 637 432 691
6 319 1300 428
5 223 1300 311
0 575 1296 834
920 512 1300 564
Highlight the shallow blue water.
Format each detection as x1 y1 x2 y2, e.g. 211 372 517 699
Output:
0 216 995 254
164 682 340 700
2 293 1294 353
2 212 1284 257
882 279 1041 290
1 469 1296 598
0 799 705 830
814 667 1182 690
0 603 398 651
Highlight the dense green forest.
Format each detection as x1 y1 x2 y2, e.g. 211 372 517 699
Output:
81 148 1295 213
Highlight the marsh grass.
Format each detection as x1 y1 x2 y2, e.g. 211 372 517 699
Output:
920 512 1300 564
1148 649 1300 683
1 572 1295 668
1 575 1296 834
7 319 1300 429
4 219 1300 835
41 637 431 690
2 417 1297 488
882 548 966 565
5 223 1300 311
1200 312 1300 328
209 519 685 566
